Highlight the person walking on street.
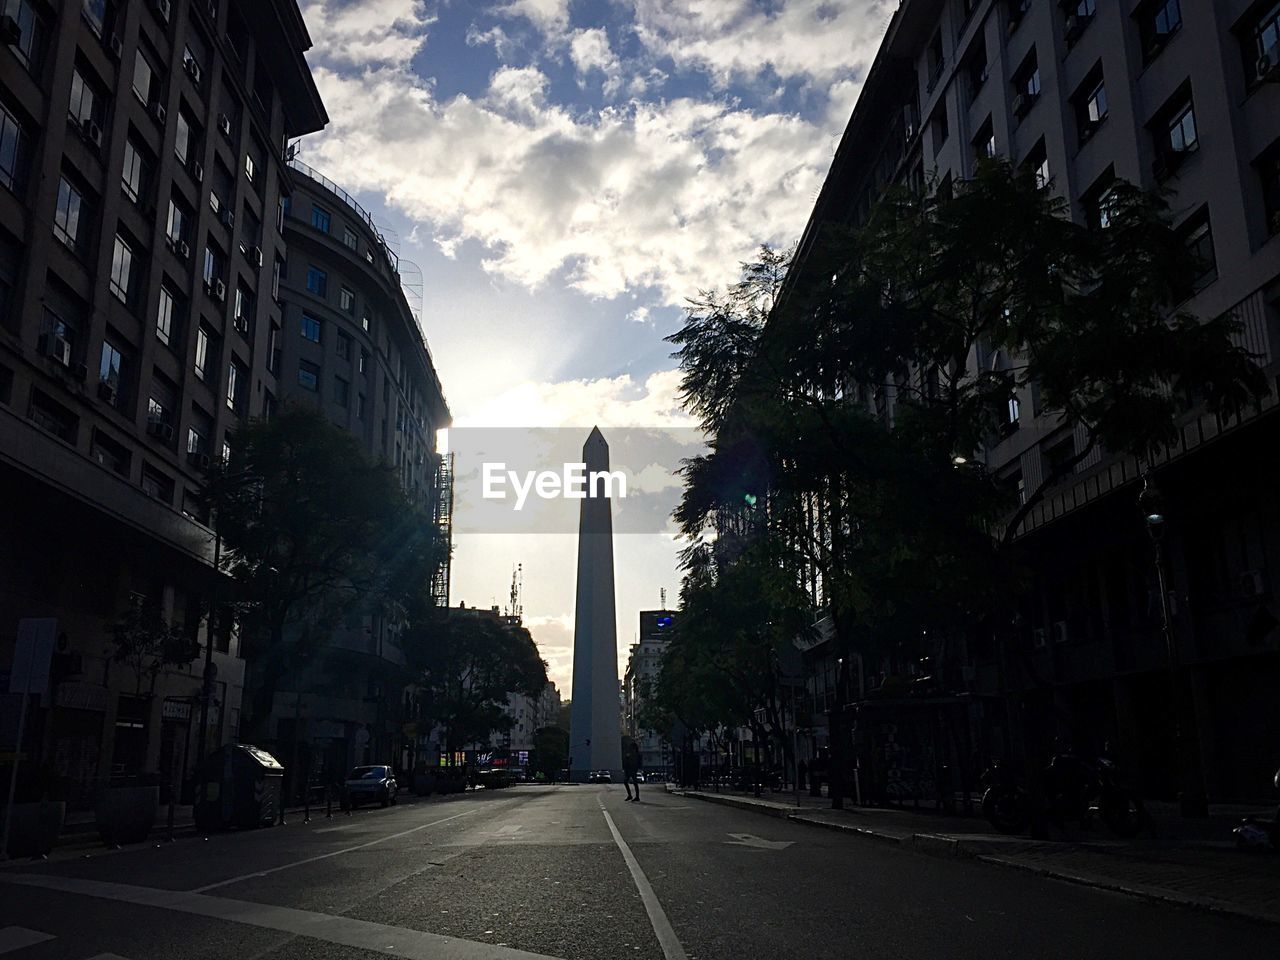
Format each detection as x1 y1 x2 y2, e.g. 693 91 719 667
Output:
623 741 642 801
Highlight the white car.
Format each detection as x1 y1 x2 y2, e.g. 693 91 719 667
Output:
342 764 398 809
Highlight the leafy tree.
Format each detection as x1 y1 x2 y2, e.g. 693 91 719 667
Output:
403 609 547 753
531 725 568 780
664 161 1267 793
107 597 201 697
209 403 444 739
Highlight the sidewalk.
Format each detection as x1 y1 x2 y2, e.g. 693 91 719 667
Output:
671 786 1280 925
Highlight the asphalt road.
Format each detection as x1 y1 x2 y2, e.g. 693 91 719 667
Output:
0 784 1273 960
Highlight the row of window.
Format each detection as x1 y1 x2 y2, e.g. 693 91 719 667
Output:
295 360 364 416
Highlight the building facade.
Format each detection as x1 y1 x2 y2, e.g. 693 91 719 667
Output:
783 0 1280 800
0 0 326 802
259 155 450 790
623 609 677 777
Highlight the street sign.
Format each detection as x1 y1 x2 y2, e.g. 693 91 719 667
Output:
9 619 57 696
724 833 794 851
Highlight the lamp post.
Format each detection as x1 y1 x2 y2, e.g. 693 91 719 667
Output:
1138 473 1208 818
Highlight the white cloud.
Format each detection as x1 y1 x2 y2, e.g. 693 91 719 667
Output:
305 62 833 303
626 305 651 324
568 27 623 96
301 0 434 67
632 0 891 88
496 0 572 37
465 22 516 61
454 368 694 429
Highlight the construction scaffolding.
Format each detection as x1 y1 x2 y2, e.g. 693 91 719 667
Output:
429 452 454 608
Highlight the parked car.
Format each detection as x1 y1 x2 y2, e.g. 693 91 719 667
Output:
589 770 613 783
342 765 398 810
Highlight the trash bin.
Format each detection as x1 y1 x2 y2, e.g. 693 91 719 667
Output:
194 744 284 831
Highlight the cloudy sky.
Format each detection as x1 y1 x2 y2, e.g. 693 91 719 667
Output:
295 0 893 692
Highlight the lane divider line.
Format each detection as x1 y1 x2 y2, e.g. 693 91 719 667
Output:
599 800 688 960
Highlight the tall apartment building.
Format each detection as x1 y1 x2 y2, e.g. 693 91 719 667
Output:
0 0 326 801
623 609 677 777
261 157 450 787
785 0 1280 799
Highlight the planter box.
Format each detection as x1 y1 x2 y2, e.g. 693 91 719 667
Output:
2 801 66 857
95 785 158 845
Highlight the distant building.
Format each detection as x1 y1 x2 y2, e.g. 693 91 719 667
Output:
0 0 325 802
258 153 450 789
623 609 677 777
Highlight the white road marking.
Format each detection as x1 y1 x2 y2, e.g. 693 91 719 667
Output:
0 927 54 955
724 833 793 851
192 808 479 892
0 874 558 960
598 801 688 960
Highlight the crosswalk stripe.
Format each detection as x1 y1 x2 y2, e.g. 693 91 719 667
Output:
0 927 55 955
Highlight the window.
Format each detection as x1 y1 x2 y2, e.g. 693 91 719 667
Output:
361 315 371 334
306 266 327 296
244 151 258 184
1012 49 1040 118
141 464 173 503
1247 2 1280 83
964 39 989 99
1066 0 1095 44
121 138 149 205
187 426 207 455
311 205 331 233
195 326 211 379
343 227 358 251
930 103 949 156
1138 0 1182 60
203 243 224 286
1008 394 1021 425
3 0 47 73
174 109 195 165
357 393 366 419
340 286 355 313
1258 140 1280 236
226 360 245 411
69 64 104 129
166 195 192 247
1024 137 1050 188
359 349 369 374
336 331 352 360
182 42 203 85
131 51 157 107
1008 0 1033 31
1182 207 1217 287
1 103 27 194
109 235 136 305
1153 89 1197 178
926 30 945 92
298 359 319 391
271 256 283 300
91 429 130 474
29 390 77 443
334 376 349 407
973 116 996 161
156 284 178 346
1074 65 1108 142
267 322 281 373
234 283 254 328
301 314 322 342
99 339 124 390
1083 168 1119 230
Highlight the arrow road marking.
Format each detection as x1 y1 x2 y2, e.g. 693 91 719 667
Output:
0 927 55 955
724 833 793 851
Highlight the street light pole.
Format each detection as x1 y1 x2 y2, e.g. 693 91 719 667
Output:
1139 473 1208 819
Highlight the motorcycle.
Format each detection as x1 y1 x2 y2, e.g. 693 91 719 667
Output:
1233 765 1280 851
980 752 1147 838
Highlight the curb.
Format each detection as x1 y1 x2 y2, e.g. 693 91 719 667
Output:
976 853 1280 928
678 789 1280 927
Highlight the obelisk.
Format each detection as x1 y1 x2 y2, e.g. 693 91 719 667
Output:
569 427 622 781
